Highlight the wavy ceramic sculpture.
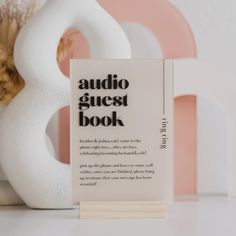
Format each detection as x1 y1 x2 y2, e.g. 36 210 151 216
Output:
0 107 23 205
0 0 131 209
0 106 7 182
0 105 23 205
0 0 39 206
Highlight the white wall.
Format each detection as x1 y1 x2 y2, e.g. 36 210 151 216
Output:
169 0 236 74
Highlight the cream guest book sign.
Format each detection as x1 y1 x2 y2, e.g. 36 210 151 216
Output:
70 60 173 218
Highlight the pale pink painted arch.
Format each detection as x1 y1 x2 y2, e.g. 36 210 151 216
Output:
98 0 197 58
59 0 197 196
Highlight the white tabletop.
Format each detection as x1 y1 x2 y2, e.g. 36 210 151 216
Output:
0 196 236 236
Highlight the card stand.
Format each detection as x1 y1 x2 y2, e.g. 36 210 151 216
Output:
79 201 165 219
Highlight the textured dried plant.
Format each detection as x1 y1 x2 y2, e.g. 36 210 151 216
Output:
57 30 79 62
0 0 76 105
0 0 36 104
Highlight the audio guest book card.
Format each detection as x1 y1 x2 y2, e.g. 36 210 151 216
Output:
70 60 173 218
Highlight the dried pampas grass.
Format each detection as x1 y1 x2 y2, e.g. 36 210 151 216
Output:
0 0 75 105
0 0 36 104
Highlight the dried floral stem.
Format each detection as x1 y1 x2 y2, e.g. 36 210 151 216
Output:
0 0 36 104
0 0 79 105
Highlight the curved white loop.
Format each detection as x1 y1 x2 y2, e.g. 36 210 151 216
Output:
0 0 131 209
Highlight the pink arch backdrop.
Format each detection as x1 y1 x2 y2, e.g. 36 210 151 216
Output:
58 0 197 196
